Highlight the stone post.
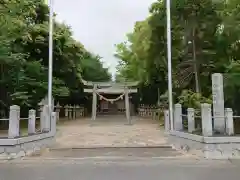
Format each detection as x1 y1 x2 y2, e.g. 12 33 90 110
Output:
71 105 73 119
8 105 20 138
125 88 131 124
65 105 68 118
201 103 213 136
187 108 195 133
70 105 74 119
51 97 55 112
75 106 78 118
51 112 57 135
28 109 36 135
164 110 170 131
40 105 50 132
92 85 97 121
153 110 156 120
174 104 183 131
75 105 80 118
55 103 61 122
212 73 225 133
81 107 85 117
73 105 76 119
38 104 43 118
225 108 234 136
40 106 44 131
69 105 72 119
68 105 71 119
67 105 71 119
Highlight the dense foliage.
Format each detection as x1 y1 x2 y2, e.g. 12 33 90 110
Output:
115 0 240 113
0 0 111 115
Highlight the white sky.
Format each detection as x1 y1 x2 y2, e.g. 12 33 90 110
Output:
54 0 156 77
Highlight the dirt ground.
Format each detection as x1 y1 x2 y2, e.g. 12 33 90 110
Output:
53 115 168 149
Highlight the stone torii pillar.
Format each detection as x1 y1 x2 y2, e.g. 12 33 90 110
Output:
92 84 97 121
124 87 131 125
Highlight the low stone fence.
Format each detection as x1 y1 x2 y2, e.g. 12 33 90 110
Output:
0 105 56 160
165 103 240 159
54 104 85 121
138 105 163 120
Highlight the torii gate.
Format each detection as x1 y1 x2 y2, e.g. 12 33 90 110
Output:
83 80 138 124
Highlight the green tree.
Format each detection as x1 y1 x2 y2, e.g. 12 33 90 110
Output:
0 0 111 114
115 0 240 108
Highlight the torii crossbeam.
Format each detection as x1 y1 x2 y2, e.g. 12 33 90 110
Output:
83 80 139 124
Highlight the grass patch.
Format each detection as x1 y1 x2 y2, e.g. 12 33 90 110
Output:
19 119 40 136
234 118 240 134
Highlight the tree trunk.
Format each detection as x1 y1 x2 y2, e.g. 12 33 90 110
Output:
192 27 201 93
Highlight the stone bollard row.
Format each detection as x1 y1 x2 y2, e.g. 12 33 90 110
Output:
8 105 56 138
64 105 85 120
164 103 234 136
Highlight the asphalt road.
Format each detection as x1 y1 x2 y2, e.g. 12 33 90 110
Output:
1 148 240 180
1 157 240 180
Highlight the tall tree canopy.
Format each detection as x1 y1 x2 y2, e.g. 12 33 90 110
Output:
0 0 111 112
115 0 240 113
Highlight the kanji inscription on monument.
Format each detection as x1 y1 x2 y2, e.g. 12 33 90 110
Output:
212 73 225 133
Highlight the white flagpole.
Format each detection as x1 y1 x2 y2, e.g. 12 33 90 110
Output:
166 0 173 130
48 0 54 123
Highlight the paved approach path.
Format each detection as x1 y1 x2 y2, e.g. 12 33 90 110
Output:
53 115 168 149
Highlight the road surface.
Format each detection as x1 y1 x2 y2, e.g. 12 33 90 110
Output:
1 147 240 180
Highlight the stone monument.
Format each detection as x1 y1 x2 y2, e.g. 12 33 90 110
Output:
212 73 225 133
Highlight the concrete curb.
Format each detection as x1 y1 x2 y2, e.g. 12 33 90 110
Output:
16 155 202 162
49 145 173 151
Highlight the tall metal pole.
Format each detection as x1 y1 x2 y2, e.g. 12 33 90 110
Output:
166 0 173 130
48 0 54 123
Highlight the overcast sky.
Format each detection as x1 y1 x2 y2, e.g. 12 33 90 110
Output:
54 0 156 78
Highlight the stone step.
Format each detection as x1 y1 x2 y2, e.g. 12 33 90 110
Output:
40 147 182 158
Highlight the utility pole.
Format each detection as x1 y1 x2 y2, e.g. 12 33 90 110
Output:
48 0 54 126
166 0 173 130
